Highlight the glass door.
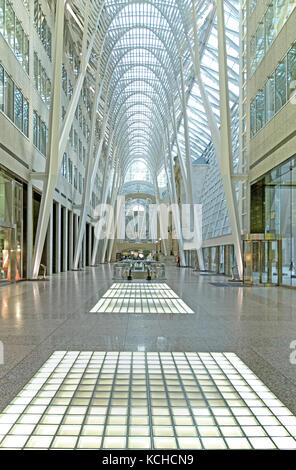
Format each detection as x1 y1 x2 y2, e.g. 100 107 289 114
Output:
0 227 12 281
243 241 253 284
243 237 281 286
261 240 279 285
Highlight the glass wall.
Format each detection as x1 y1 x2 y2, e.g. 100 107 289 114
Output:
251 154 296 287
202 245 235 275
33 110 48 156
33 0 52 60
0 64 29 136
250 43 296 137
34 52 51 108
0 0 30 73
0 170 23 281
249 1 296 75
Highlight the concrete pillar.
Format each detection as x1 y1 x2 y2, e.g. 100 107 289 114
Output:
68 211 73 270
55 202 61 273
88 224 92 266
46 207 53 276
62 207 68 272
82 233 86 268
26 181 33 278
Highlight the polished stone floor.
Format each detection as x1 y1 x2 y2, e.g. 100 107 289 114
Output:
0 264 296 421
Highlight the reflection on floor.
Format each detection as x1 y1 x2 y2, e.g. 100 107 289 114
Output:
0 351 296 450
90 283 194 314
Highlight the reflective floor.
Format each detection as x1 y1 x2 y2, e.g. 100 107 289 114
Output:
0 351 296 449
0 264 296 449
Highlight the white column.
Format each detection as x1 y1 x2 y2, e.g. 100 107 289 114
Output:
46 207 53 276
62 207 68 272
91 158 113 265
179 57 204 270
73 81 109 269
165 142 186 267
179 57 194 205
32 3 65 278
88 224 92 266
26 181 33 278
216 0 243 278
68 211 74 271
171 104 189 202
55 202 61 274
154 180 168 256
100 171 120 263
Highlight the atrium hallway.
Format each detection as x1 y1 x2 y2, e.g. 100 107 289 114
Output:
0 267 296 450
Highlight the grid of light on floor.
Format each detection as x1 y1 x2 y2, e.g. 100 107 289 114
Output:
90 283 194 314
0 351 296 450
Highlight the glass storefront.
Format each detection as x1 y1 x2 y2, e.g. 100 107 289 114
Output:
0 170 23 282
251 154 296 287
243 235 281 286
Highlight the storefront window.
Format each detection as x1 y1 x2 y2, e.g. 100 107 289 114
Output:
0 171 23 282
251 155 296 287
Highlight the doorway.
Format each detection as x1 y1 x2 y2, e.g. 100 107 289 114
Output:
243 235 282 286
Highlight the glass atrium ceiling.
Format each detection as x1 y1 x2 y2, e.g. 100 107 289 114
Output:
68 0 240 190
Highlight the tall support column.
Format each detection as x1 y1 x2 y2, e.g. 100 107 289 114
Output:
31 2 99 278
179 57 194 206
107 183 123 263
154 180 168 256
192 0 220 150
73 71 109 269
216 0 243 278
179 58 204 270
100 171 120 264
55 202 61 274
68 211 74 270
82 233 86 268
165 142 185 267
73 214 77 268
46 207 53 276
88 224 92 266
32 2 65 278
171 104 188 201
91 157 114 265
62 207 68 272
26 181 33 278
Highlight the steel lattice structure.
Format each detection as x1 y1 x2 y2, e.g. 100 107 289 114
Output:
31 0 242 278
